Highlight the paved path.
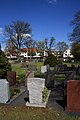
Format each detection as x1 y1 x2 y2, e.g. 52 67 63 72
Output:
46 84 64 111
9 89 28 106
7 82 65 111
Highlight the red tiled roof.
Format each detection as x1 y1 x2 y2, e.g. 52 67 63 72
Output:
21 48 37 52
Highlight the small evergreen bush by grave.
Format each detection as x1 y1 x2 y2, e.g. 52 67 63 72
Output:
42 86 48 102
0 50 11 78
34 71 45 78
44 54 59 67
10 88 22 98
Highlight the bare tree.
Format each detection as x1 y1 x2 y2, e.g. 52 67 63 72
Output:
4 41 17 56
44 37 55 54
4 20 32 60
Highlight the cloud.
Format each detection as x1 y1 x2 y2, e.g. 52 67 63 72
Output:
47 0 57 4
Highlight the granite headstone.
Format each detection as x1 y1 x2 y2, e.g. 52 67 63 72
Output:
28 64 37 71
41 65 48 73
0 79 10 103
65 80 80 112
7 71 16 86
27 78 45 104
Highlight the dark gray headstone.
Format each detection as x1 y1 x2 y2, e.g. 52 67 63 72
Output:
76 65 80 75
28 64 37 71
66 71 76 80
45 72 55 88
41 65 47 73
54 64 68 71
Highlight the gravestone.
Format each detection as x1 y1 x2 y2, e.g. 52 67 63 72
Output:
41 65 48 73
45 72 55 88
0 79 10 103
28 64 37 71
66 71 76 80
76 65 80 75
54 64 68 72
65 80 80 112
7 71 16 86
25 71 35 86
27 78 45 104
54 64 65 71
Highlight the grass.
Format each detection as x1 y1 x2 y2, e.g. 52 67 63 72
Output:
34 62 45 78
11 62 44 75
11 63 27 76
0 106 79 120
10 61 44 86
35 62 44 71
11 63 27 83
11 62 44 82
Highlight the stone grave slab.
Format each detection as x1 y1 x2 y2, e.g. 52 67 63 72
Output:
65 80 80 112
26 78 45 107
7 71 16 86
28 64 37 71
0 79 10 103
41 65 48 73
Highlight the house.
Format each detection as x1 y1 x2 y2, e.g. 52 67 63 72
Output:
20 48 40 59
6 48 47 61
20 48 29 58
7 47 61 62
52 50 61 58
63 49 74 61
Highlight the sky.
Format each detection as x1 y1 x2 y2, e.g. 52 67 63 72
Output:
0 0 80 49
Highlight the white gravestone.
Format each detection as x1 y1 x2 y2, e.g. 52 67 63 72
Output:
0 79 10 103
27 78 45 104
41 65 47 73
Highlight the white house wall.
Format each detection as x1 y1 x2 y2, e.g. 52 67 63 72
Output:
63 49 73 58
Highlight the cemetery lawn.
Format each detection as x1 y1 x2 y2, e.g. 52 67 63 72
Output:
11 62 43 75
35 62 44 70
11 63 27 83
11 63 26 76
0 106 79 120
11 62 44 82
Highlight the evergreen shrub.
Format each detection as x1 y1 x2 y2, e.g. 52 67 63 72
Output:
44 54 59 67
0 50 11 78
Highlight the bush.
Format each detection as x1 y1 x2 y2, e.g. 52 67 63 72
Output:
34 71 45 78
0 50 11 78
10 88 22 98
44 54 59 67
42 86 48 102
